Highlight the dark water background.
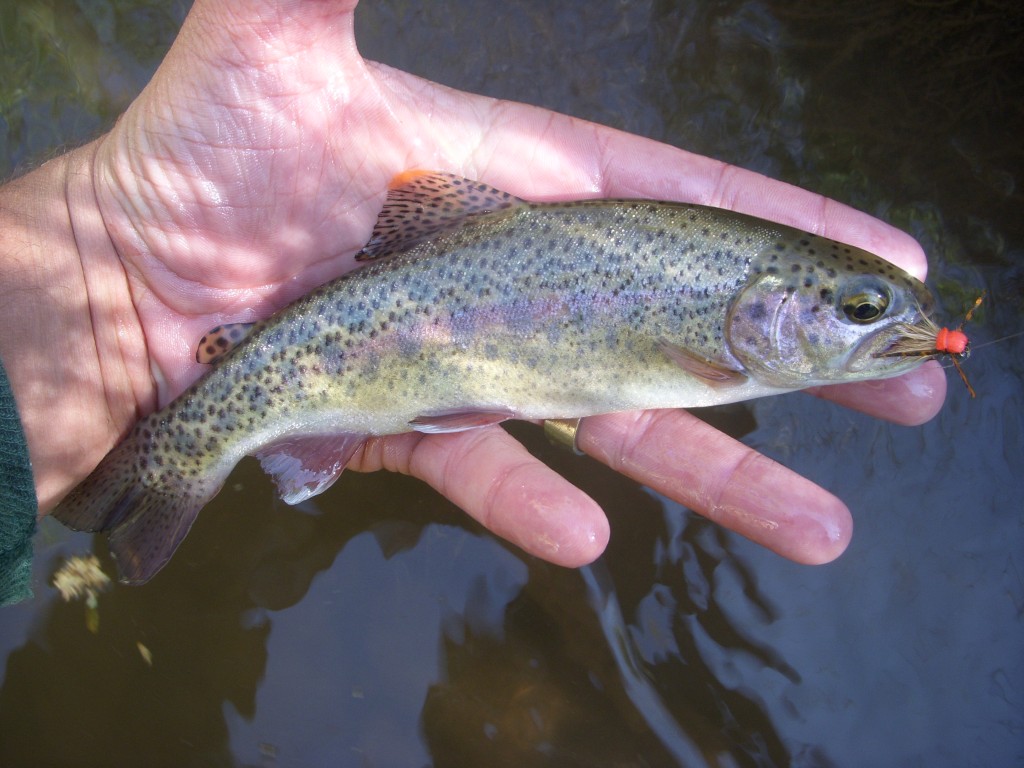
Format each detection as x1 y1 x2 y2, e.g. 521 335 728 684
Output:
2 1 1022 766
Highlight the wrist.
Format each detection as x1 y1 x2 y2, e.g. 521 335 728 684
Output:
0 140 153 511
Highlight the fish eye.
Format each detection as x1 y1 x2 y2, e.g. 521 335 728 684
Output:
841 286 890 324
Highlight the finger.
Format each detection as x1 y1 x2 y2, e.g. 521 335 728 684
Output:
353 427 610 567
577 410 853 565
438 98 928 279
808 360 948 426
596 132 930 279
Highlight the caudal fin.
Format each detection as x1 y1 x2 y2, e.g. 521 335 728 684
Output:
53 436 221 584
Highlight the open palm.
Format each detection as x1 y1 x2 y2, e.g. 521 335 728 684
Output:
86 0 945 567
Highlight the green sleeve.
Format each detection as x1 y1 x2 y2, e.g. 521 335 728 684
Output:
0 358 38 606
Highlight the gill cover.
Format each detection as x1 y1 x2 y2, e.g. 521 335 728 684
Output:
726 273 917 388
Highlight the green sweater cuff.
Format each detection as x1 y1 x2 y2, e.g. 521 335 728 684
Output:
0 358 38 606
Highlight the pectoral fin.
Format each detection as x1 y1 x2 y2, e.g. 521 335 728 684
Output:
658 340 748 388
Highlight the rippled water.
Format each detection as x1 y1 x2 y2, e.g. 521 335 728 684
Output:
2 2 1022 766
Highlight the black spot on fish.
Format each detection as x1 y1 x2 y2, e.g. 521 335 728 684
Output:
746 303 768 321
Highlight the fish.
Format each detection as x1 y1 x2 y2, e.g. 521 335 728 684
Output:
53 170 944 584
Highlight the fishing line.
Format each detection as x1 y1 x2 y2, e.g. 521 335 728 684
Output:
960 330 1024 353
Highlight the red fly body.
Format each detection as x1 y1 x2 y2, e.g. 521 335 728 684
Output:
880 294 983 398
937 295 983 398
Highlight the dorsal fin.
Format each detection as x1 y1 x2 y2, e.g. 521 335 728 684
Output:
196 322 256 364
355 170 525 261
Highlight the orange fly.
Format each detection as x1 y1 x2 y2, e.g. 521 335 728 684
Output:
935 295 983 398
880 293 983 398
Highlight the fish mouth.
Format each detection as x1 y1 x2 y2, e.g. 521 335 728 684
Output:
843 313 939 376
871 315 941 360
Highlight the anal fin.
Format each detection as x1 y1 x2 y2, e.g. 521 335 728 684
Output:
254 433 367 505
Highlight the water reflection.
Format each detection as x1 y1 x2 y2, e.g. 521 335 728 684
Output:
415 427 806 767
4 441 817 767
0 532 268 767
584 508 801 766
0 0 189 178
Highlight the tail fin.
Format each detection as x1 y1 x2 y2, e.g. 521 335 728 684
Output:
53 436 222 584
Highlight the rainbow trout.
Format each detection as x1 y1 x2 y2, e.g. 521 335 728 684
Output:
55 171 942 583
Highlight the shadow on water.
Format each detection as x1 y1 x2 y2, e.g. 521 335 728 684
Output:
2 1 1023 766
3 437 807 766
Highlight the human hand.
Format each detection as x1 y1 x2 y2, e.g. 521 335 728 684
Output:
39 0 945 565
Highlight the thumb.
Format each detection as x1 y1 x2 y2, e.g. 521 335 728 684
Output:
172 0 361 69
